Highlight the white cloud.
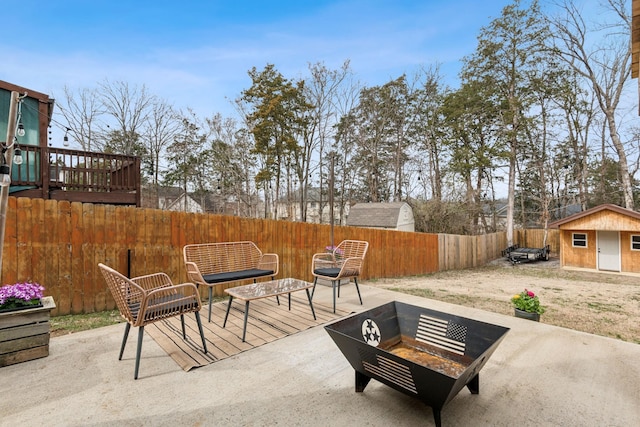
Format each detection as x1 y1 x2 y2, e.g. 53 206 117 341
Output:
2 1 508 127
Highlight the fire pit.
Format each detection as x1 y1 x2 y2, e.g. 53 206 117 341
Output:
324 301 509 427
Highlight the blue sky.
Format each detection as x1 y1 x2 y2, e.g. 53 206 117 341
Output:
3 0 517 135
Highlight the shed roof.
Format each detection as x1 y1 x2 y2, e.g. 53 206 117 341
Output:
548 203 640 230
347 202 410 228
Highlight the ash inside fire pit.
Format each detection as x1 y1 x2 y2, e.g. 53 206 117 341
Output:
381 336 472 378
325 301 509 427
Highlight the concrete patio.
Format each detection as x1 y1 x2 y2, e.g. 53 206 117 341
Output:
1 283 638 426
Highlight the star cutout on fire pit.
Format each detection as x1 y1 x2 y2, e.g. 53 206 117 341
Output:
361 318 381 346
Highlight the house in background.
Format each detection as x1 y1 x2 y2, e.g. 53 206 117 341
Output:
141 185 264 217
275 187 349 224
479 200 508 232
347 202 415 232
155 187 203 213
549 203 640 274
0 80 141 206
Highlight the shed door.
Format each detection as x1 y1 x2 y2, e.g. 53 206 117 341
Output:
597 231 620 272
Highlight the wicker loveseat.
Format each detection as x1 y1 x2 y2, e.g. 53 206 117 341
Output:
183 241 279 322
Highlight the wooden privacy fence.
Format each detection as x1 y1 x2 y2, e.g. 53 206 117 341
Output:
438 232 508 271
1 197 534 316
514 228 560 254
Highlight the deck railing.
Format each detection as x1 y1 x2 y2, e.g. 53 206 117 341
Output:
10 145 140 206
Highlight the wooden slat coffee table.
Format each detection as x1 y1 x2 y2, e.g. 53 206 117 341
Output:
223 278 316 342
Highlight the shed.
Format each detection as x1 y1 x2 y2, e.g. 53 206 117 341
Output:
347 202 415 232
548 204 640 273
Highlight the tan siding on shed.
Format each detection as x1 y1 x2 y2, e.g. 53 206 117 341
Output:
560 230 597 269
620 231 640 273
557 210 640 231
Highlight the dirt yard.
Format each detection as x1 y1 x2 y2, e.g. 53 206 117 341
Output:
367 257 640 344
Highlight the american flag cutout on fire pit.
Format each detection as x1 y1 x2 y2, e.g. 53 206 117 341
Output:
416 314 467 355
324 301 510 427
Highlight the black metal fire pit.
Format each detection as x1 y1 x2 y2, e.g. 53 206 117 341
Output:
324 301 509 427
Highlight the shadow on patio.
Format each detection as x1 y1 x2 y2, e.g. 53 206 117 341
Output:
1 283 639 427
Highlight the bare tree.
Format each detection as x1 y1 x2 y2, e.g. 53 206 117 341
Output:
143 99 181 208
163 110 212 211
550 70 596 211
407 65 447 202
97 79 155 156
206 114 258 216
548 0 634 208
55 86 103 151
329 67 362 224
303 60 354 222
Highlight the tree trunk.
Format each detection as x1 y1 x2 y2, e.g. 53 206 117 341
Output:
606 113 634 209
507 139 517 247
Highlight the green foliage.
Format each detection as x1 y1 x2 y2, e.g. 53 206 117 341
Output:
586 157 640 208
241 64 312 187
51 310 123 335
103 129 147 157
162 114 213 193
344 76 413 202
511 288 545 314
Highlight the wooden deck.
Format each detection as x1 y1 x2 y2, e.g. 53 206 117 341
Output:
146 295 349 371
9 145 140 206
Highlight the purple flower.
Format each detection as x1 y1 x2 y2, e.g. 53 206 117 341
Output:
0 282 45 308
325 245 344 257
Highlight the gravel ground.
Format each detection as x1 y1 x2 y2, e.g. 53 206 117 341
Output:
367 257 640 344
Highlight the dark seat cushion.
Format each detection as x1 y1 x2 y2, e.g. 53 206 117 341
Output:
203 269 274 284
313 268 341 278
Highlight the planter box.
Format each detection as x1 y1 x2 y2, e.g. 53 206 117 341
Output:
514 308 540 322
0 296 55 367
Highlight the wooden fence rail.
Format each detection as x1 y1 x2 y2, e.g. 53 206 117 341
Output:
514 228 560 255
0 197 556 316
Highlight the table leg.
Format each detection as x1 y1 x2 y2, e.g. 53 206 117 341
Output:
288 292 291 310
242 301 250 342
305 288 316 320
223 296 234 327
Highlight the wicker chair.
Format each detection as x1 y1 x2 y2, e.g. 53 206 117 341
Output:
98 263 208 379
311 240 369 313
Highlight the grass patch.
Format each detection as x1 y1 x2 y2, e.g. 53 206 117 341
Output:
387 287 504 311
50 295 229 337
586 302 623 313
374 265 640 344
553 301 571 310
388 287 435 298
51 310 123 336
